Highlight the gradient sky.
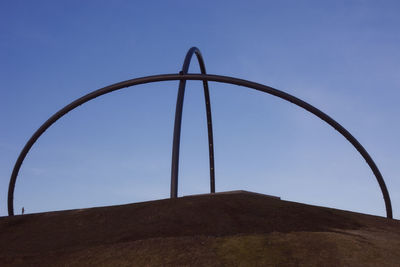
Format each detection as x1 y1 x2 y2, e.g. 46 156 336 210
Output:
1 0 399 218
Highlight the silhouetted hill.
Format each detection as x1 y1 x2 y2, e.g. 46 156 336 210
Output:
1 191 399 266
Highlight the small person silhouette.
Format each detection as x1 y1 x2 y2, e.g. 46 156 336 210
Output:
22 207 24 215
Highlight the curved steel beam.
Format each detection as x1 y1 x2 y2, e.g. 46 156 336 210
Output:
171 47 215 198
7 73 393 218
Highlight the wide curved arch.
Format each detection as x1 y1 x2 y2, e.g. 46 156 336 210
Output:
171 47 215 198
7 73 393 218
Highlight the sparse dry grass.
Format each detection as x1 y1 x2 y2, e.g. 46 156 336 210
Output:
1 192 399 266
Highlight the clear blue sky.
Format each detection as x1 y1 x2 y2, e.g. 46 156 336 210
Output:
1 0 399 218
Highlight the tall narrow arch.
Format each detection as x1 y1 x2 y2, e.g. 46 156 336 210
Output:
170 47 215 198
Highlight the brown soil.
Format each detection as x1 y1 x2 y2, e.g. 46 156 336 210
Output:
0 191 399 266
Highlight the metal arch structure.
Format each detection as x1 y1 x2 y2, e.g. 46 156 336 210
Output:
7 53 393 219
171 47 215 198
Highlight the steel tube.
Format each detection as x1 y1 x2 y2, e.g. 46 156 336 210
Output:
171 47 215 198
7 73 393 218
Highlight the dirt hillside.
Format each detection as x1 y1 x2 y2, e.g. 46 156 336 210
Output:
0 191 399 266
